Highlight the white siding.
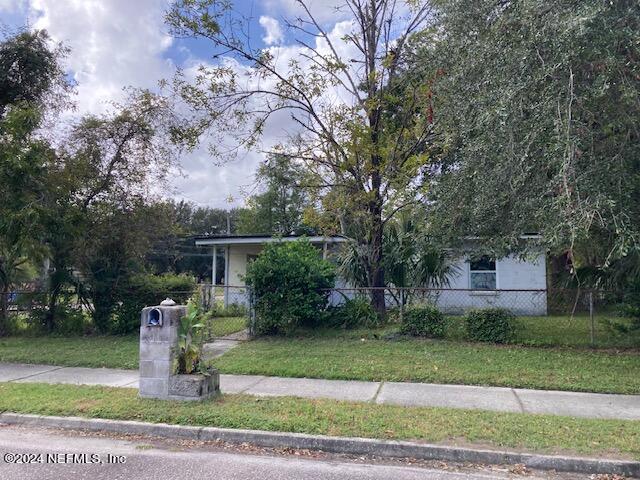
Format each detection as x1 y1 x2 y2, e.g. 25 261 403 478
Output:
220 242 548 316
437 252 547 315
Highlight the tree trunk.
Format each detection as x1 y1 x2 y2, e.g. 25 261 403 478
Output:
0 284 8 336
92 288 115 333
368 196 386 316
42 252 65 333
44 286 60 333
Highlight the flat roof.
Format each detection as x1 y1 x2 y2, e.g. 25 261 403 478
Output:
195 234 348 246
463 234 542 240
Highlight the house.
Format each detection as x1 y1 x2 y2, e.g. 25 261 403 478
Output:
437 238 547 315
194 234 347 307
194 234 547 315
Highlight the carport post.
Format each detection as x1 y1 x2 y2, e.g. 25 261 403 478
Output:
589 291 595 346
224 245 230 308
212 246 217 286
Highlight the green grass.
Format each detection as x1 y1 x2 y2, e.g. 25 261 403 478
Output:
0 382 638 459
445 314 636 348
0 315 246 369
214 333 640 394
0 336 139 369
1 316 638 394
519 314 637 348
208 316 247 337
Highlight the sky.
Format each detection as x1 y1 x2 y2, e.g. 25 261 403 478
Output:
0 0 352 209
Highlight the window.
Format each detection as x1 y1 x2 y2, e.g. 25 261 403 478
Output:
469 256 496 290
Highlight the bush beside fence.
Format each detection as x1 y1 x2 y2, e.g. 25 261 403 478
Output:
327 287 637 348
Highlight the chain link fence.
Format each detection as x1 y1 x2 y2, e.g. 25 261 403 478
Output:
198 285 252 341
1 286 253 341
323 287 637 348
3 285 636 348
328 287 549 315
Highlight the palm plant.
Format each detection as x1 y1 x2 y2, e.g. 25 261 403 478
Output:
338 208 458 308
337 240 370 288
176 299 205 374
383 210 457 306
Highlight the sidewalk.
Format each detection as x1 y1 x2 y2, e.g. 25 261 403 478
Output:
2 362 639 420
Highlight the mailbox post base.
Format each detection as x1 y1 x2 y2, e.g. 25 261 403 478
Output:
167 369 220 401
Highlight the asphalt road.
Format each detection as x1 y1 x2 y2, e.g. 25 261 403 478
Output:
0 425 586 480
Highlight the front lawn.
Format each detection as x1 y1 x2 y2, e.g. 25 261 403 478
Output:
0 336 139 369
214 333 640 394
0 315 246 369
2 324 638 394
0 382 638 460
445 314 636 348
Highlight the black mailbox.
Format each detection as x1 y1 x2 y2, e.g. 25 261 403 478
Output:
147 308 163 327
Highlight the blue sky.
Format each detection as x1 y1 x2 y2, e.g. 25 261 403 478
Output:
0 0 349 208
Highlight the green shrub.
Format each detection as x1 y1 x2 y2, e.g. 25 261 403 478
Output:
245 240 335 335
25 296 92 336
3 313 32 336
400 305 446 338
49 308 92 336
176 300 206 374
602 282 640 345
617 280 640 332
113 273 197 334
465 308 517 343
328 297 380 329
385 306 401 324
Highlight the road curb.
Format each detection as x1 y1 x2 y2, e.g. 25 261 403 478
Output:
1 412 638 476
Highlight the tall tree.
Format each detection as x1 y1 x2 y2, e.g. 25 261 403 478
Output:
238 154 312 235
75 201 174 332
0 29 71 334
166 0 436 313
0 29 71 117
51 92 180 332
0 107 51 331
424 0 640 279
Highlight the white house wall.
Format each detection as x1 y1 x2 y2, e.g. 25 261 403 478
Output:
220 243 548 316
329 253 547 316
228 244 263 286
436 252 547 315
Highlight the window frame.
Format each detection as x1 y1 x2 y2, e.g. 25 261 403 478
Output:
468 256 497 290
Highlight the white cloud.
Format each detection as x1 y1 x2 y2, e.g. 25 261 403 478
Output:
0 0 25 12
259 15 283 45
19 0 269 209
28 0 173 114
170 143 262 208
11 1 372 209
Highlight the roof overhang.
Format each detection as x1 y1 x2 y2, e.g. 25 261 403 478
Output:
195 235 348 247
462 235 542 241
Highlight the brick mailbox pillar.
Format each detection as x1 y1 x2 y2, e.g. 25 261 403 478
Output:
139 298 220 401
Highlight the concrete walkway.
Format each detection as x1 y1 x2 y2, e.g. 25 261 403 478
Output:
2 362 639 420
202 339 242 359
